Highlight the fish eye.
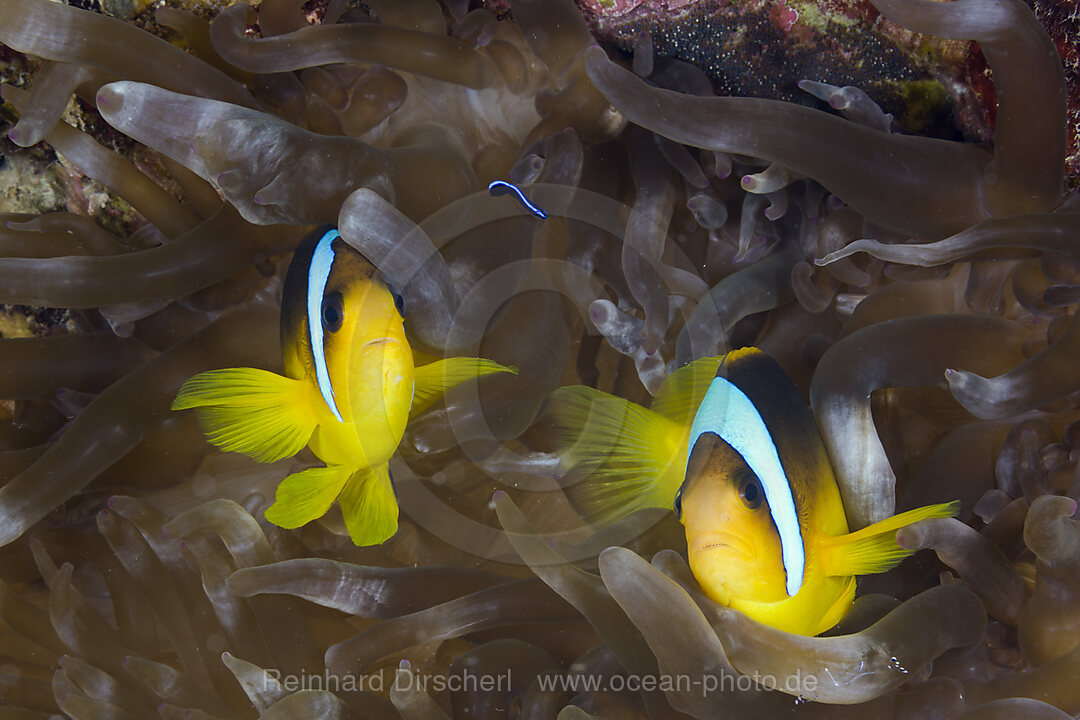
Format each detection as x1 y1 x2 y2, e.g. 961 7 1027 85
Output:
321 291 344 333
388 284 406 318
738 473 764 510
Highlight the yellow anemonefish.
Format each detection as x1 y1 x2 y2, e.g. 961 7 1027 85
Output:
552 347 957 636
172 227 515 546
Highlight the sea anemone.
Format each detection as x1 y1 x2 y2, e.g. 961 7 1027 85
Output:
0 0 1077 718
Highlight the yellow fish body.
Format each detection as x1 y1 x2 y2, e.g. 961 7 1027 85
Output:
173 227 515 546
552 347 957 636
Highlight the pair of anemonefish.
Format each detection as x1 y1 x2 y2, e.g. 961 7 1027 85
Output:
171 219 951 636
173 227 515 546
552 348 957 636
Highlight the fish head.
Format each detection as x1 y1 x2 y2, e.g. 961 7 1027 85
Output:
281 227 414 450
680 432 791 605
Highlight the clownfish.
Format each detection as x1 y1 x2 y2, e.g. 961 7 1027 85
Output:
552 347 957 636
172 227 515 546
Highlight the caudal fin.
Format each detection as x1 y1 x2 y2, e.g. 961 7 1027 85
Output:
820 501 960 577
550 385 687 526
410 357 517 418
172 368 318 463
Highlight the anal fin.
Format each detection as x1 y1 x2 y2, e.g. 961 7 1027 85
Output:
262 462 400 546
339 463 398 546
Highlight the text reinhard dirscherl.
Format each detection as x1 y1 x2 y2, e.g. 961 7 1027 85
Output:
264 668 820 698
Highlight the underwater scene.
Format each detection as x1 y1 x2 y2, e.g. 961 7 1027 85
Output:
0 0 1079 717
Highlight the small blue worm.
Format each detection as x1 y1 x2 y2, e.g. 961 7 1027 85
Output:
488 180 547 219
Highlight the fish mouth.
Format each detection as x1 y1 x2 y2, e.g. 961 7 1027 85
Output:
694 533 753 560
361 337 399 350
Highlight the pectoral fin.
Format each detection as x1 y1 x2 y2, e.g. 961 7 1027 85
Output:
551 385 688 526
648 355 723 423
410 357 517 418
338 463 398 546
820 501 960 577
264 465 351 529
172 368 319 463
